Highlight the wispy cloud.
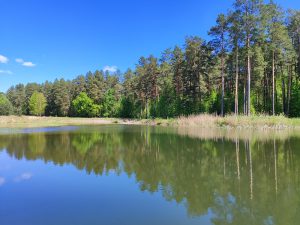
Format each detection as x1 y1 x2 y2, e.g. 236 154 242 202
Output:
0 55 9 64
0 70 13 75
103 65 117 73
22 62 36 67
16 58 36 67
0 177 5 186
14 172 33 182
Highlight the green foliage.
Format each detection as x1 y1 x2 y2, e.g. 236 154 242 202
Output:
156 85 176 118
29 91 47 116
0 93 13 115
119 97 134 118
290 81 300 117
52 79 71 116
102 89 120 117
205 90 218 114
72 92 100 117
25 83 40 114
85 70 105 104
7 84 26 115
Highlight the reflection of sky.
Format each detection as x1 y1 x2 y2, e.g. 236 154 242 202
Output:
21 126 78 134
14 172 33 182
0 177 5 186
0 126 79 135
0 151 11 171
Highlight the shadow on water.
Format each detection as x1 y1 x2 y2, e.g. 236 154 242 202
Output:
0 125 300 225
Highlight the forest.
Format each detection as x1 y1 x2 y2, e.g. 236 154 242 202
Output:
1 0 300 118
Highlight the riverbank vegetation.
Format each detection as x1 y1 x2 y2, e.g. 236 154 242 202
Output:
1 0 300 119
1 114 300 129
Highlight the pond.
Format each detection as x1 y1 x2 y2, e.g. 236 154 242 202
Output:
0 125 299 225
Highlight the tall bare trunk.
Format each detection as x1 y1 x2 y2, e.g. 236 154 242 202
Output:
282 78 286 114
220 31 225 117
244 79 247 115
281 68 286 115
272 51 275 116
287 65 292 116
298 33 300 74
247 37 251 116
221 55 225 117
235 47 239 116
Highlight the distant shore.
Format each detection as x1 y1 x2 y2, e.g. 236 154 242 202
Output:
0 115 300 130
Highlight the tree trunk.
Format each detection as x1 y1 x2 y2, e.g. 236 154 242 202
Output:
221 55 225 117
298 32 300 75
220 31 225 117
244 79 246 115
235 47 239 116
272 51 275 116
282 76 286 115
263 72 267 113
247 36 251 116
287 65 292 116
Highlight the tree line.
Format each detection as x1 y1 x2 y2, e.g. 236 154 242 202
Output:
1 0 300 118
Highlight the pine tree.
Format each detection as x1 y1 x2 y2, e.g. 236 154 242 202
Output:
209 14 229 116
52 79 71 116
234 0 262 115
228 10 243 115
7 84 26 115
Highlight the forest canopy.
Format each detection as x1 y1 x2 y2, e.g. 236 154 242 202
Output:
1 0 300 118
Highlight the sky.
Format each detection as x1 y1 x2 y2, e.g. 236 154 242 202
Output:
0 0 299 92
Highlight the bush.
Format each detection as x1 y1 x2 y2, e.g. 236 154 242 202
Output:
72 92 101 117
0 93 13 115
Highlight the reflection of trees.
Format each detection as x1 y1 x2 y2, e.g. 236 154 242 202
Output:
0 126 300 225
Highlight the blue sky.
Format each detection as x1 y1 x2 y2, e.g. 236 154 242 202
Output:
0 0 299 92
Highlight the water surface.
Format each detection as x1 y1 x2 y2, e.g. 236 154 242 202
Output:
0 125 299 225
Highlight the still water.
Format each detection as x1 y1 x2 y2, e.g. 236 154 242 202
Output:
0 125 299 225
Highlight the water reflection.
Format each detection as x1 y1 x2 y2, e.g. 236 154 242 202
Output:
0 125 300 225
14 172 33 182
0 177 5 186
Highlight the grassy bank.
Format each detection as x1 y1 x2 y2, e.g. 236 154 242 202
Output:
0 115 300 129
176 114 300 129
0 116 165 128
0 116 115 128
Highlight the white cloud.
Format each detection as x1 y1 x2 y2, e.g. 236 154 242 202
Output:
0 55 9 63
14 172 33 182
0 177 5 186
103 65 117 73
15 58 24 63
22 61 36 67
0 70 13 75
16 58 36 67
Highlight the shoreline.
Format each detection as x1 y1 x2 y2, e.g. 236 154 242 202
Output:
0 115 300 130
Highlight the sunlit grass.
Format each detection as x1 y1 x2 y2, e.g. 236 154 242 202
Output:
176 114 300 129
1 114 300 129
